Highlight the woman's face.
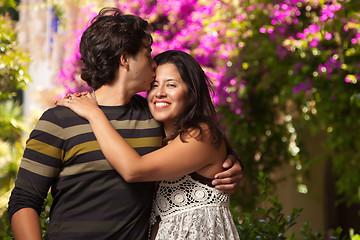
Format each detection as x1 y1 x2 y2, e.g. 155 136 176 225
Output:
147 63 189 126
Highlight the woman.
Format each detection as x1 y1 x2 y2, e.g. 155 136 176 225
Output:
57 50 241 239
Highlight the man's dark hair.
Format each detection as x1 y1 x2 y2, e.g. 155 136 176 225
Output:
80 7 153 89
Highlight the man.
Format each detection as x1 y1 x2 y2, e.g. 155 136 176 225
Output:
8 7 242 239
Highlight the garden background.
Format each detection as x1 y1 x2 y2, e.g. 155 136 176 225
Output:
1 0 360 239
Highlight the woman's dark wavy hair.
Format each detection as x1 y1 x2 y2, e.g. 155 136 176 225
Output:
80 7 153 89
154 50 223 147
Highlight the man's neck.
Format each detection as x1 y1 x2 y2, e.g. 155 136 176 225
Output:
94 84 134 106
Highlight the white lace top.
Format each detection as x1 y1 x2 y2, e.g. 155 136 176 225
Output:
152 174 240 240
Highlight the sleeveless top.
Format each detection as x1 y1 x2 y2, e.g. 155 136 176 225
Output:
152 173 240 240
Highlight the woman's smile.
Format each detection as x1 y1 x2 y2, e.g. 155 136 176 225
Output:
154 100 171 108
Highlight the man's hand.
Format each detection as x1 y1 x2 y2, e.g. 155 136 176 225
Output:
212 155 243 194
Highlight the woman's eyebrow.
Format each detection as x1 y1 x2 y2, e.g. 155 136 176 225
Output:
165 79 180 83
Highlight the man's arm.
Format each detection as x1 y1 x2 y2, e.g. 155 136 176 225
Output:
8 187 45 239
11 208 42 240
8 108 63 239
212 138 244 193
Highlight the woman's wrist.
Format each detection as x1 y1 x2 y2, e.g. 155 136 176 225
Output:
87 107 103 122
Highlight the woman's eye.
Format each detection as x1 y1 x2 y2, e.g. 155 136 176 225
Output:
167 84 176 87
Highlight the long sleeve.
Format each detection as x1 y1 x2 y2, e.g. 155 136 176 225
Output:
8 108 64 221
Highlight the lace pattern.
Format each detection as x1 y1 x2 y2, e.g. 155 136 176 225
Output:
154 175 228 220
153 175 240 240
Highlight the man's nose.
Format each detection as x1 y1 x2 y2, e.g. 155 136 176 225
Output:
151 59 157 72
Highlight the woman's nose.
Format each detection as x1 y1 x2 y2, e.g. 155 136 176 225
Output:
155 86 166 97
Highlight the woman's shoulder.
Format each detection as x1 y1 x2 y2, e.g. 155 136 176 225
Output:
184 122 222 142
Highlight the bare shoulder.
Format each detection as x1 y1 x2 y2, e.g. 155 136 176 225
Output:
183 123 215 143
184 123 227 176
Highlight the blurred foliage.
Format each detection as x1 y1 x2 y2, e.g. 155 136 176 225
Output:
0 100 26 143
0 0 18 20
350 228 360 240
0 15 30 100
0 100 27 238
235 171 346 239
201 0 360 211
0 1 31 238
0 0 16 11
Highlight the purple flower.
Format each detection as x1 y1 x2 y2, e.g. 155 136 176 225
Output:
325 32 332 40
293 78 313 95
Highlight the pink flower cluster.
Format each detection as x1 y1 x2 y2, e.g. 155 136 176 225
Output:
55 0 359 115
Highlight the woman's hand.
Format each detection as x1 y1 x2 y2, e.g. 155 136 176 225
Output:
55 91 101 121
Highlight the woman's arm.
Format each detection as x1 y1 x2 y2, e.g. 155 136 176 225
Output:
56 93 225 182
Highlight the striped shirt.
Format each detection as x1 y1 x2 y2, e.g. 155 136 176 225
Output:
8 95 163 239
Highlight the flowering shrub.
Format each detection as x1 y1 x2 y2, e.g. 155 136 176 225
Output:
0 15 30 100
56 0 360 210
0 7 31 238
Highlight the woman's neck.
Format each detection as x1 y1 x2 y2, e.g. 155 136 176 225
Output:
163 122 175 139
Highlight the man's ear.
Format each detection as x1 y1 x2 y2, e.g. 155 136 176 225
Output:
120 54 129 70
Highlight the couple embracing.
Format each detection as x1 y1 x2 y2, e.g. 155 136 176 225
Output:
9 7 243 240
